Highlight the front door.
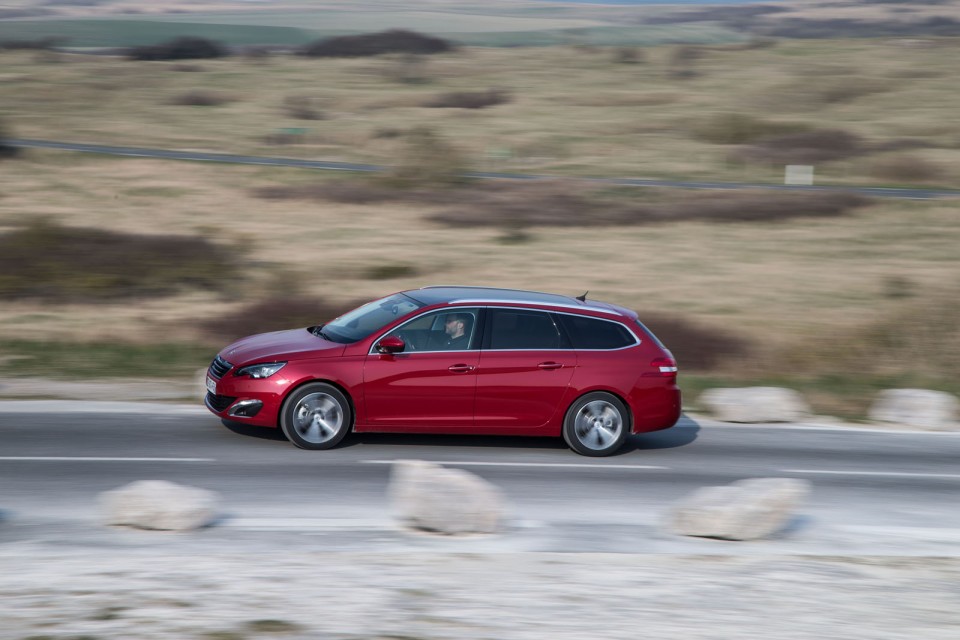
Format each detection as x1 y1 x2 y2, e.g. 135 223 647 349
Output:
360 308 481 431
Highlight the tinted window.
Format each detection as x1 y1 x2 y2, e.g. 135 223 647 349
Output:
559 315 636 350
489 309 563 350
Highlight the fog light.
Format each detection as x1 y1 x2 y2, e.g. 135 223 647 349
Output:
228 399 263 418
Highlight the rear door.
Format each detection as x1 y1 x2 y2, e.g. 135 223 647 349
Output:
474 307 576 432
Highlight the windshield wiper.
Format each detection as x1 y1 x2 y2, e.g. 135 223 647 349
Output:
312 324 333 340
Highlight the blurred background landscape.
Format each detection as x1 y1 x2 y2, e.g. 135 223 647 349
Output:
1 0 958 417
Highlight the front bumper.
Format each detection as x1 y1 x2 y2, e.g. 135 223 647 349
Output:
203 366 285 427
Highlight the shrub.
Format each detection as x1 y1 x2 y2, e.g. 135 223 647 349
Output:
201 296 361 341
388 127 469 187
364 264 418 280
282 95 324 120
169 90 234 106
733 129 866 164
0 118 19 159
692 113 809 145
300 29 454 58
428 183 871 228
869 154 943 183
422 89 510 109
639 312 751 371
0 220 238 301
613 46 645 64
129 37 227 61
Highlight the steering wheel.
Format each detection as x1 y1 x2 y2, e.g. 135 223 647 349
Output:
396 332 415 351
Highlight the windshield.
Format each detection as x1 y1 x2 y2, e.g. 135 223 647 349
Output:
319 293 423 343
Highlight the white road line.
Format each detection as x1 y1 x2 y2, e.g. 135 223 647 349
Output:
0 456 215 462
225 518 387 531
783 469 960 479
361 460 668 470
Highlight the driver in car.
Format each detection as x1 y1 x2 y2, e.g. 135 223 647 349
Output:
440 313 471 350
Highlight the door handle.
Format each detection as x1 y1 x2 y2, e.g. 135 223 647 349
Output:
448 364 475 373
538 362 563 370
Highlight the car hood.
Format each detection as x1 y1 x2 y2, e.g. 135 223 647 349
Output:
220 328 345 365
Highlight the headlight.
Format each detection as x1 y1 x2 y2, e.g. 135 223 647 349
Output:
235 362 287 379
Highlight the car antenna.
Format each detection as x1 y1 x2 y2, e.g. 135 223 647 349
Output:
575 291 588 302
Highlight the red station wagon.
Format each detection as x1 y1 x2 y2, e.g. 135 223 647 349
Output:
205 286 681 456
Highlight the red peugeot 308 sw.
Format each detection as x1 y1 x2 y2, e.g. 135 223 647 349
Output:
205 286 680 456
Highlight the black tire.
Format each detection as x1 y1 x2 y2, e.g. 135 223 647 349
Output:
280 382 352 450
562 392 629 457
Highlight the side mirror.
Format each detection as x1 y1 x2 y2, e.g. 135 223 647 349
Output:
376 336 405 354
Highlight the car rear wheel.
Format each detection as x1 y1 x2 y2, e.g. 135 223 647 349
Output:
563 392 629 457
280 383 352 450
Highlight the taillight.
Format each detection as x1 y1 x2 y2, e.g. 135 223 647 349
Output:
650 357 678 377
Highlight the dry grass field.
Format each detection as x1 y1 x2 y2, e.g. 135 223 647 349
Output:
1 35 958 414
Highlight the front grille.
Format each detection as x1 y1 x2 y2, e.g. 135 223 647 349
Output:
206 392 236 412
209 355 232 379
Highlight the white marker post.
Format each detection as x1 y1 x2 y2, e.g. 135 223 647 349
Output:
785 164 815 186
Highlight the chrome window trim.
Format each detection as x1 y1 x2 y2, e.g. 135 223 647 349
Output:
367 307 481 356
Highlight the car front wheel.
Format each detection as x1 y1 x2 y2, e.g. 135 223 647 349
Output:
562 392 629 457
280 382 352 450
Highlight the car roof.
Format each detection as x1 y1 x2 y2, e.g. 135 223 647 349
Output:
404 286 635 318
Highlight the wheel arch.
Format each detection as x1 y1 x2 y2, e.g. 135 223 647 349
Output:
565 388 634 432
277 377 357 430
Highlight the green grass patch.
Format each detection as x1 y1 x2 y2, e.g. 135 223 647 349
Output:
0 220 239 302
0 340 213 379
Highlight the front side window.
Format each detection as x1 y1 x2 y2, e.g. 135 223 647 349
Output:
383 308 479 352
321 294 423 343
488 309 564 350
559 314 637 350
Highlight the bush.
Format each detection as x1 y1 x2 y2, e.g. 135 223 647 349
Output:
282 95 324 120
423 89 510 109
129 37 227 61
300 29 454 58
169 90 234 106
613 46 645 64
389 127 469 187
428 183 871 228
201 296 361 341
869 155 943 183
0 221 238 301
733 129 866 164
640 312 751 371
364 264 418 280
692 113 809 145
0 118 19 159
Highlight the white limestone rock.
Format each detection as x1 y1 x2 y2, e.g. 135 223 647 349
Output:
699 387 811 423
869 389 959 431
389 460 503 535
99 480 220 531
667 477 811 541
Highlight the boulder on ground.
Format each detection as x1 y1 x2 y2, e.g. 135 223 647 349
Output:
869 389 959 431
667 477 810 541
99 480 220 531
698 386 810 423
389 460 503 535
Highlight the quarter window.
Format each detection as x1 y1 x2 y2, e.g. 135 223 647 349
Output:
488 309 564 350
559 315 636 350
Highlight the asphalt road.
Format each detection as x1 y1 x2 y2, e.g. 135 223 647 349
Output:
11 138 960 200
1 405 958 554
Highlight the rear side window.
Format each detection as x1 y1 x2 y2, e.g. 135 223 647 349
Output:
559 315 637 350
488 309 564 350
